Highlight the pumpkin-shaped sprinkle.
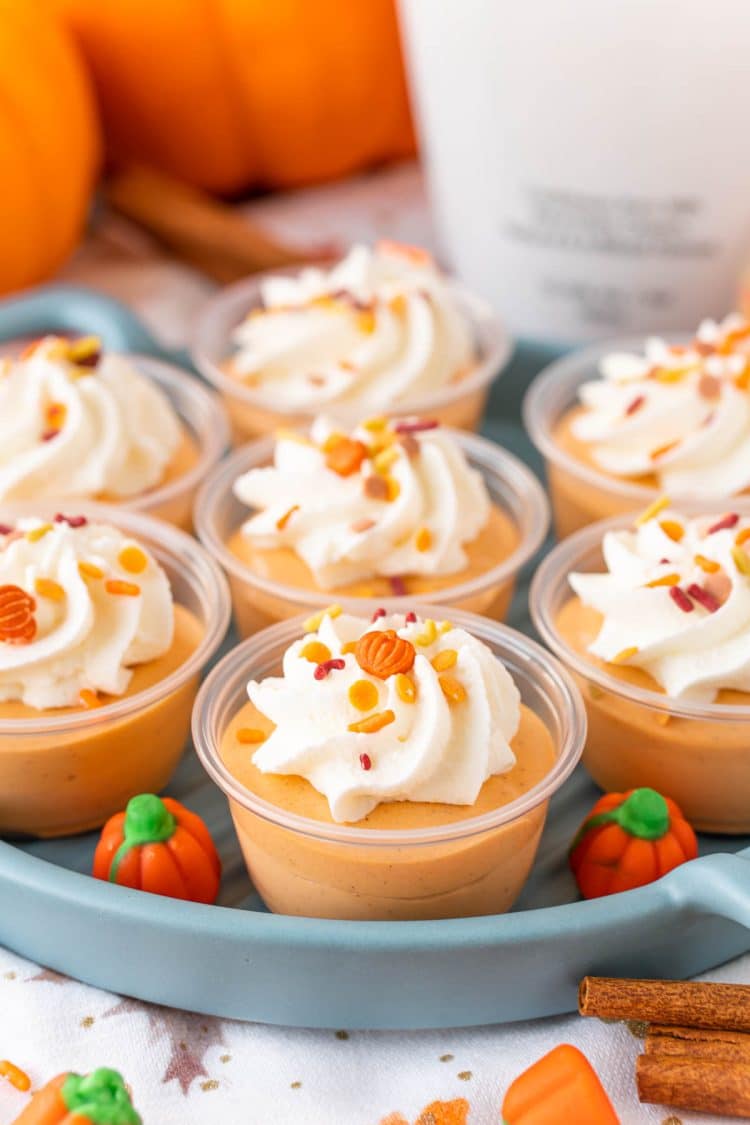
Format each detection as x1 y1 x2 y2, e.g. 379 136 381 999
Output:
355 629 415 680
0 584 36 644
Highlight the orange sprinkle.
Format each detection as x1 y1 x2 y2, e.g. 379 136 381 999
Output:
118 545 148 574
105 579 140 597
300 641 331 664
26 523 52 542
34 577 66 602
645 573 680 588
388 294 408 316
719 322 750 353
635 496 670 527
694 554 720 573
357 309 376 334
432 649 458 671
78 561 104 580
349 679 379 712
659 519 684 542
415 527 432 553
79 689 102 710
650 440 680 461
237 728 267 744
612 646 639 664
384 476 401 502
736 527 750 547
734 363 750 391
348 709 395 734
395 673 416 703
45 401 67 429
0 1060 31 1092
439 675 467 704
341 641 358 655
276 505 300 531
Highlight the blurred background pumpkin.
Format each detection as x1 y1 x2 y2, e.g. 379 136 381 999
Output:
0 0 100 293
54 0 416 195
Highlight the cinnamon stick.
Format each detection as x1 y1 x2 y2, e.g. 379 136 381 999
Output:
636 1053 750 1117
646 1024 750 1063
579 976 750 1031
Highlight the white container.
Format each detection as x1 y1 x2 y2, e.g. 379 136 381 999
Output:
400 0 750 341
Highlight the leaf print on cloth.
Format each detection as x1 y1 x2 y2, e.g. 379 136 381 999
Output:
380 1098 470 1125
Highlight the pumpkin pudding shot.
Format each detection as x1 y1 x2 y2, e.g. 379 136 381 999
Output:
0 335 229 529
195 416 548 633
524 313 750 537
192 241 510 439
193 607 584 921
0 505 229 837
532 500 750 833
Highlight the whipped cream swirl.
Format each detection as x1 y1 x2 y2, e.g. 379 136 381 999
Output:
230 242 476 411
0 336 181 501
234 417 491 589
571 314 750 496
249 611 519 822
570 507 750 702
0 518 173 709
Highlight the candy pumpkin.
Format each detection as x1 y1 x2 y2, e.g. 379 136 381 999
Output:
0 2 100 295
93 794 221 904
502 1044 618 1125
12 1068 140 1125
570 788 698 900
55 0 415 195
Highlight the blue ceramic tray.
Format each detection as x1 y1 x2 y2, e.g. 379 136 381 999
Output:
0 285 748 1030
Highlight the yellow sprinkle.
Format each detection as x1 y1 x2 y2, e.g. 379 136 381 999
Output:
635 496 670 527
348 709 395 734
34 577 66 602
694 554 720 573
78 561 104 580
395 673 416 703
438 620 454 635
362 416 389 433
341 641 358 655
384 476 401 502
67 335 101 363
388 294 408 316
357 309 376 334
736 527 750 547
432 649 457 671
415 527 432 553
237 728 267 744
645 573 680 588
349 679 379 712
414 618 437 646
300 641 331 664
105 579 140 597
659 519 684 543
439 675 467 704
303 605 342 633
118 545 148 574
373 446 399 474
612 646 639 664
731 545 750 576
652 365 692 383
26 523 52 542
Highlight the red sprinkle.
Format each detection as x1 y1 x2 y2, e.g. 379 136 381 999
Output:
669 585 694 613
405 611 417 623
393 419 440 434
625 394 645 416
707 513 739 535
41 429 59 442
314 658 346 681
359 753 372 771
389 576 407 597
659 558 671 565
686 583 721 613
371 608 386 622
54 514 88 528
0 525 13 536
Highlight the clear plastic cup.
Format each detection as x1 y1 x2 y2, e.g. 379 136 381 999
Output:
530 506 750 834
192 607 585 920
0 501 230 838
523 335 696 538
194 427 549 636
190 268 512 442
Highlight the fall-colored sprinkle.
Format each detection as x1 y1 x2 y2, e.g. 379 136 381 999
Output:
303 605 342 632
105 579 140 597
405 611 417 624
0 1060 30 1092
652 365 691 383
325 436 368 477
694 554 720 573
341 640 358 655
349 679 379 712
395 673 416 703
363 474 388 501
708 512 739 534
415 527 432 552
371 608 386 622
612 646 639 664
78 559 103 580
659 519 684 542
388 293 408 316
635 496 670 527
351 518 376 533
393 419 440 434
45 401 67 429
686 583 721 613
669 585 694 612
415 618 438 646
719 322 750 353
348 709 395 734
0 585 36 644
438 620 454 634
698 373 722 400
734 362 750 391
34 577 65 602
373 446 399 474
362 416 388 433
384 476 401 502
118 545 148 574
237 728 267 744
79 689 102 709
625 394 645 416
68 334 102 366
736 527 750 546
314 658 346 681
645 572 680 588
432 649 458 671
26 523 52 542
359 752 373 770
357 308 376 334
54 513 87 528
275 505 300 531
650 439 680 461
300 640 331 664
439 675 467 704
731 545 750 576
389 575 407 596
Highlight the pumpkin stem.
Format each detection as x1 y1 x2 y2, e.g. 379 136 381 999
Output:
62 1068 141 1124
614 788 670 840
109 794 176 882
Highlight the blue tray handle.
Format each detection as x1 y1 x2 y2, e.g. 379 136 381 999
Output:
684 849 750 930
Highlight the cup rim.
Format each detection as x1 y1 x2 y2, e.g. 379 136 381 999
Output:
192 605 586 846
530 500 750 721
118 353 231 515
189 265 514 418
522 332 700 502
193 426 550 610
0 500 231 734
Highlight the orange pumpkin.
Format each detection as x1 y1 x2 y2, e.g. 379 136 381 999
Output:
13 1068 140 1125
502 1044 618 1125
55 0 415 195
356 629 416 679
93 793 221 904
0 2 100 295
570 787 698 900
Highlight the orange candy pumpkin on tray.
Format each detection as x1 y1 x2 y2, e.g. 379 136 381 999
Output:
12 1068 140 1125
570 788 698 900
502 1044 618 1125
93 794 221 904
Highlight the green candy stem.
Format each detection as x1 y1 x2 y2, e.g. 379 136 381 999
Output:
570 787 670 853
109 794 176 883
61 1068 141 1125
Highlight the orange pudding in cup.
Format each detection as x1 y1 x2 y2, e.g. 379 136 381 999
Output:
532 501 750 833
193 607 585 921
524 314 750 537
191 242 511 441
0 503 229 837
